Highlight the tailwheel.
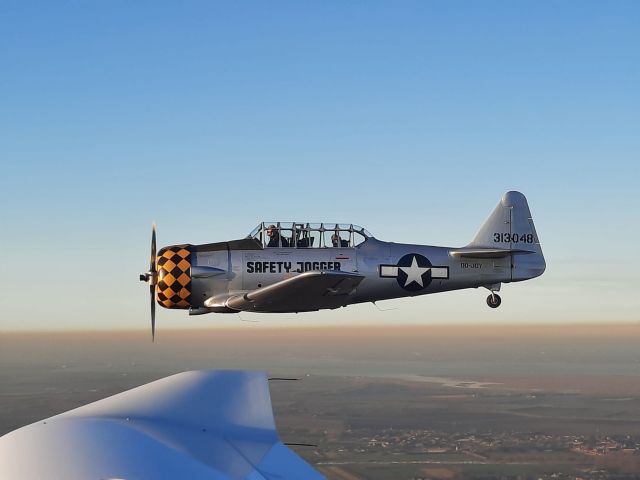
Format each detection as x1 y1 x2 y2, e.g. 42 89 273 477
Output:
486 293 502 309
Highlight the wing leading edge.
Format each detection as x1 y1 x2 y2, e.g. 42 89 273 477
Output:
0 370 325 480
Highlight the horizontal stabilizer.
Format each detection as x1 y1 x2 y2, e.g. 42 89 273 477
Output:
449 248 536 259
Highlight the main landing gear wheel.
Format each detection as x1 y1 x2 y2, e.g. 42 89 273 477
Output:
486 293 502 308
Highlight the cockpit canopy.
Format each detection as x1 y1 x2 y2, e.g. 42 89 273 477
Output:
247 222 373 248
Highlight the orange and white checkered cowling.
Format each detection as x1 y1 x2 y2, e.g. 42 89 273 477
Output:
156 245 192 309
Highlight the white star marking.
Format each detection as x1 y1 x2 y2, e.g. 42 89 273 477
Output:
399 256 430 287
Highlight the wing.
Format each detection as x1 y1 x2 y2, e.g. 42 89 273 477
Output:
211 270 364 313
0 370 325 480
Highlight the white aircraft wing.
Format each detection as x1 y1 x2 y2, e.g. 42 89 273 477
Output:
219 270 364 313
0 370 325 480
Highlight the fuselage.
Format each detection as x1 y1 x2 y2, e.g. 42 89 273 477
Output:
179 236 532 313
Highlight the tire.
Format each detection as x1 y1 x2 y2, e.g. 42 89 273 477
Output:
486 294 502 308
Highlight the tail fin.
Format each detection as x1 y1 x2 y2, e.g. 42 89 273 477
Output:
469 191 545 281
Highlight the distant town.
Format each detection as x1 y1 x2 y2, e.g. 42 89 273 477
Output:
364 429 640 456
314 427 640 479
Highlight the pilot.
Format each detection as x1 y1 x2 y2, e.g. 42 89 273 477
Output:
331 233 349 248
267 225 289 247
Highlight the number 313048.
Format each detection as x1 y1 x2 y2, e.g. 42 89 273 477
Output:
493 233 535 244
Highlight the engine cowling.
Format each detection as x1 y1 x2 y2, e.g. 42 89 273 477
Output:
156 245 193 309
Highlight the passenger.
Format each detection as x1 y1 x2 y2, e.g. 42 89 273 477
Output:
267 225 289 247
281 232 290 247
331 234 349 248
294 228 307 248
297 235 310 248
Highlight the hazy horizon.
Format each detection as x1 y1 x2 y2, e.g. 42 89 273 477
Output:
3 321 640 334
4 323 640 379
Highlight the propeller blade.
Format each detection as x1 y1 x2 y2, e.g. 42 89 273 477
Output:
150 223 157 342
150 284 156 342
150 223 157 273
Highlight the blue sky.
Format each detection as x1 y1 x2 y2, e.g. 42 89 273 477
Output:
1 1 638 330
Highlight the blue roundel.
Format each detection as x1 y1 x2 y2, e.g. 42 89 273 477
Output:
395 253 433 291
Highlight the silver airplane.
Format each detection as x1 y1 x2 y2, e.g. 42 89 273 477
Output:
140 191 545 338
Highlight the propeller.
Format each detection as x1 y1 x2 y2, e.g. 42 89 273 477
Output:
139 223 158 341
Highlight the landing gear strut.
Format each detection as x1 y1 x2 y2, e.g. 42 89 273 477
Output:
486 293 502 308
